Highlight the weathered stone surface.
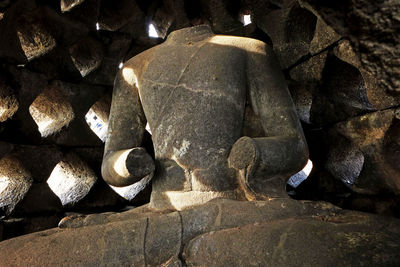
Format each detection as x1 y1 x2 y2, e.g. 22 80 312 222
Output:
40 6 89 47
0 0 36 63
299 0 400 94
333 39 400 110
26 46 82 81
38 80 107 146
11 145 63 183
60 0 85 12
0 75 18 122
97 0 144 31
1 215 62 241
46 153 97 206
69 36 104 77
102 25 307 210
29 83 75 137
197 0 243 34
0 199 400 266
333 108 400 195
0 154 32 216
288 51 327 123
16 11 56 61
257 2 317 68
63 0 100 30
309 17 341 54
311 55 375 125
325 133 364 187
183 215 400 266
84 33 134 86
0 68 47 143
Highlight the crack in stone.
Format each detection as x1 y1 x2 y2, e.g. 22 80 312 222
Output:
157 42 208 119
143 77 243 110
177 210 187 266
143 217 149 266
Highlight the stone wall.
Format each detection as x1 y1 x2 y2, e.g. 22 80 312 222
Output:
0 0 399 240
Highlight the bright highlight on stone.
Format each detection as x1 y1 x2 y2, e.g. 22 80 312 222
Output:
47 155 97 206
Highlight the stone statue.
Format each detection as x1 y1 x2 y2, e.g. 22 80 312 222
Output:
1 26 399 267
101 25 308 210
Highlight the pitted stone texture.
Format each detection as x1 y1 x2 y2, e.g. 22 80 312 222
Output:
0 199 400 266
333 39 400 110
16 11 56 61
257 2 317 68
183 215 400 266
60 0 85 12
288 51 327 123
0 76 18 122
299 0 400 94
69 36 104 77
29 83 75 137
47 153 97 206
309 17 341 54
310 55 375 125
0 154 32 215
333 108 400 195
103 25 307 209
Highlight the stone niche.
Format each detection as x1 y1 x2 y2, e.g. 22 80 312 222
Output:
0 0 399 266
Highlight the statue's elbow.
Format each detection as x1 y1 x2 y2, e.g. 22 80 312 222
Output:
101 158 114 185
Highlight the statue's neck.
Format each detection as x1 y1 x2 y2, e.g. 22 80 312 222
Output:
166 25 214 43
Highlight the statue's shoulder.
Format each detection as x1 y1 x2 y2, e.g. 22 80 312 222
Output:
123 44 161 70
210 35 269 54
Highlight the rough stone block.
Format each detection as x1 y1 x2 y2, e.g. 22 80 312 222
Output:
16 11 56 61
60 0 85 12
333 40 400 110
0 154 32 216
258 2 317 69
333 108 400 195
29 83 75 138
98 0 144 31
69 36 104 77
0 76 18 122
46 153 97 206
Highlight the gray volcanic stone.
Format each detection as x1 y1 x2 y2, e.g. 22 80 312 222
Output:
257 2 317 68
0 154 32 215
0 199 399 266
333 108 400 195
69 36 104 77
299 0 400 94
46 153 97 206
183 214 400 266
333 39 400 110
16 11 56 61
309 17 341 54
102 25 308 210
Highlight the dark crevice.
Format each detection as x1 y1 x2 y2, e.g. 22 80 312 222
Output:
177 210 187 267
284 37 345 76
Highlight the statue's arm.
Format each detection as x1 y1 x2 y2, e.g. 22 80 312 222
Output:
228 41 308 198
101 67 154 187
